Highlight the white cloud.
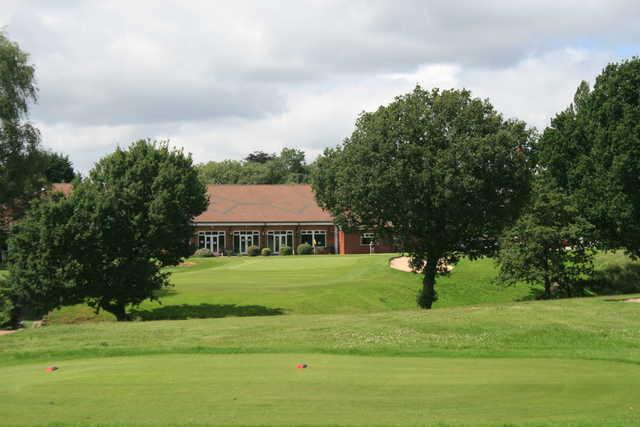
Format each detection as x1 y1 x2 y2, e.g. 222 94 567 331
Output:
1 1 638 171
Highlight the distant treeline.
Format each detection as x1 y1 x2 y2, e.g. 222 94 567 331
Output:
196 148 312 184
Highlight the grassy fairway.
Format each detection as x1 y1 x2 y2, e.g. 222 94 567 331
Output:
3 253 640 425
48 254 533 322
2 296 640 426
2 354 640 426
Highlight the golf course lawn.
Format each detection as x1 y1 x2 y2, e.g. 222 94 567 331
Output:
46 254 534 323
2 354 639 426
2 253 640 425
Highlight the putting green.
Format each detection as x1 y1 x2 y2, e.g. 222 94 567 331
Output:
1 354 639 426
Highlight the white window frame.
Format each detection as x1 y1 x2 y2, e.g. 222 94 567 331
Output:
198 231 226 253
233 231 260 254
267 230 294 254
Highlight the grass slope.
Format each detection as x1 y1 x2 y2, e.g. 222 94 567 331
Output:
3 252 640 426
47 254 533 322
2 296 640 426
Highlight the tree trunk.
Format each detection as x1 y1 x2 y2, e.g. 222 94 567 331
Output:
103 302 128 321
418 255 439 309
543 275 551 299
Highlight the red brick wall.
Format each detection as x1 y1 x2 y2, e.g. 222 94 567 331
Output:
193 224 394 255
193 224 337 254
338 230 394 254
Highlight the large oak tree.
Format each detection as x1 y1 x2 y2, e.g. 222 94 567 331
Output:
7 140 208 321
312 86 533 308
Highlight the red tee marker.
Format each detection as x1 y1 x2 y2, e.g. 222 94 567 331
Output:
296 363 308 369
45 366 58 373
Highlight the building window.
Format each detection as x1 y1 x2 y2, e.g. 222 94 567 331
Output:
360 232 375 246
267 231 293 254
233 231 260 254
300 230 326 247
198 231 225 254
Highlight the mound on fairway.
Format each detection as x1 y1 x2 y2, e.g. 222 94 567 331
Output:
46 254 534 323
3 293 640 426
1 353 639 426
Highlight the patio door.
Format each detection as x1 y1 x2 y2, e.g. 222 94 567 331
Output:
268 231 293 254
238 234 250 254
234 231 260 254
198 231 225 254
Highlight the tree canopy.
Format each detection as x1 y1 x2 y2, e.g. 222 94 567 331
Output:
312 86 533 308
6 140 208 321
0 32 76 249
197 147 311 184
0 32 36 122
539 58 640 255
497 174 595 299
40 150 76 183
0 32 42 242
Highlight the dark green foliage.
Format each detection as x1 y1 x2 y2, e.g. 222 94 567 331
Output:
5 195 84 323
539 58 640 255
586 262 640 295
40 150 76 183
497 175 595 298
279 245 293 256
244 151 275 164
0 123 43 221
313 86 533 308
7 140 208 321
261 247 272 256
0 32 76 250
0 32 43 247
297 243 313 255
247 246 260 257
0 279 12 327
0 32 36 122
193 248 214 258
197 147 310 184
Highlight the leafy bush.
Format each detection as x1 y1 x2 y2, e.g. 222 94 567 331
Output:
279 245 293 256
261 247 272 256
0 281 13 328
193 248 213 258
247 245 260 257
297 243 313 255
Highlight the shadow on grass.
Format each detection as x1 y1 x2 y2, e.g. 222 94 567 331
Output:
130 303 284 321
515 263 640 301
586 263 640 295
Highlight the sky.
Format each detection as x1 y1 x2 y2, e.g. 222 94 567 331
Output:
1 1 639 172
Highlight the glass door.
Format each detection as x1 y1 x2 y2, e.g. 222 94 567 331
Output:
198 231 225 254
268 231 293 254
239 234 249 254
234 231 260 254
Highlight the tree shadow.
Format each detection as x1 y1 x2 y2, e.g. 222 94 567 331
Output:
153 288 178 298
130 303 284 321
586 263 640 295
514 286 545 301
514 263 640 301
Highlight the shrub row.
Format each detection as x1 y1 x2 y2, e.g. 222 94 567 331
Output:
192 243 323 257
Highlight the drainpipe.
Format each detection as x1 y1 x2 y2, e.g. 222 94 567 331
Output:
334 225 339 255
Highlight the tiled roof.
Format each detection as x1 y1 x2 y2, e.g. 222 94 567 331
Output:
194 184 334 223
51 183 74 196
